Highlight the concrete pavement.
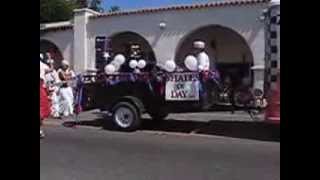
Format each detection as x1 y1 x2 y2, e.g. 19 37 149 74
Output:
40 126 280 180
44 110 278 142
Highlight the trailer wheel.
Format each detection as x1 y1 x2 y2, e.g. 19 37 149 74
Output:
111 102 141 132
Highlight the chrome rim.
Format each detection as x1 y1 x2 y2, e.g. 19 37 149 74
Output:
114 107 134 128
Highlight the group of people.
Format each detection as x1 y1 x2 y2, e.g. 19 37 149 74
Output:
40 52 76 138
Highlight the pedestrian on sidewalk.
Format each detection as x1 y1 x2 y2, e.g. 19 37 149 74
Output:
58 60 76 117
44 54 61 119
40 56 51 138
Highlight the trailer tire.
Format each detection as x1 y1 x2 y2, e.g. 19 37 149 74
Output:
111 102 141 132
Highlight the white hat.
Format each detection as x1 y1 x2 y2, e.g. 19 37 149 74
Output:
61 60 70 66
193 41 205 49
40 53 43 60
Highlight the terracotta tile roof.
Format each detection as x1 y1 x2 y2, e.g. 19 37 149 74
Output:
91 0 270 19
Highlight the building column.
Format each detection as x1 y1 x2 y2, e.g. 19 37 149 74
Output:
249 28 266 91
73 8 99 73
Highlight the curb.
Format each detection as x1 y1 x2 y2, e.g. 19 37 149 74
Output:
43 120 102 130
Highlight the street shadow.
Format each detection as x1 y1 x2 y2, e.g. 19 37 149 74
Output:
63 115 279 142
62 119 104 128
142 118 280 142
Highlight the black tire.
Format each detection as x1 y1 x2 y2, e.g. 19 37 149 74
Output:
111 102 141 132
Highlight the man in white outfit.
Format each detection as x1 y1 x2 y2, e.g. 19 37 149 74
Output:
58 60 76 117
193 41 210 71
193 41 219 109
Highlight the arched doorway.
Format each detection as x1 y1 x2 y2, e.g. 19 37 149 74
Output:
108 31 156 72
40 39 63 69
175 25 254 87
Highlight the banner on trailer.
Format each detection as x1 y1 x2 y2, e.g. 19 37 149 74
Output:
165 73 200 101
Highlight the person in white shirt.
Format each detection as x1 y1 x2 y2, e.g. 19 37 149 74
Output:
193 41 219 109
58 60 76 117
193 41 210 71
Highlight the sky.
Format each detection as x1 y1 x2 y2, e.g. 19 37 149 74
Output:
102 0 213 11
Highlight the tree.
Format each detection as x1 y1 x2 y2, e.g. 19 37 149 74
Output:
89 0 104 12
109 5 120 13
76 0 88 8
40 0 78 23
40 0 106 23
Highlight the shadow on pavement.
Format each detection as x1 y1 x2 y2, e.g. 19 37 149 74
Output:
142 119 280 142
63 119 103 128
63 116 280 142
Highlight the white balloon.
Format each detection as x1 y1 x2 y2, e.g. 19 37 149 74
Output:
111 61 120 71
184 55 198 71
104 64 116 74
197 52 210 71
164 60 176 72
114 54 126 65
129 60 138 69
137 59 147 69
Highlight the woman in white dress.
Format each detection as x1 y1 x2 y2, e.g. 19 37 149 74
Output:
58 60 76 117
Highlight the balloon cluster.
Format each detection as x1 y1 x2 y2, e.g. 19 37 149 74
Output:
129 59 147 69
184 53 211 72
183 41 210 72
104 54 125 74
104 53 147 74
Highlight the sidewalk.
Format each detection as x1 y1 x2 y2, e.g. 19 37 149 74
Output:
44 110 263 127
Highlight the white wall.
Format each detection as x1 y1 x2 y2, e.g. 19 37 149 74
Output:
40 3 269 90
40 29 74 67
86 3 267 89
88 4 266 65
174 25 254 66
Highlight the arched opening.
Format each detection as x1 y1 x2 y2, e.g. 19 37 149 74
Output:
108 31 156 72
40 39 63 69
175 25 254 87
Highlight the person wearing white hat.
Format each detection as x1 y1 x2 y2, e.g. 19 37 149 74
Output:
192 41 220 109
193 41 210 71
58 60 76 117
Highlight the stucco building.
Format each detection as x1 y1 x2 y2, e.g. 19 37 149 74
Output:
40 0 275 90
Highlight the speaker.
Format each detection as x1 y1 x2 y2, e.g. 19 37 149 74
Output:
95 36 110 71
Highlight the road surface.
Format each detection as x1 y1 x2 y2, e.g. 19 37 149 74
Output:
40 124 280 180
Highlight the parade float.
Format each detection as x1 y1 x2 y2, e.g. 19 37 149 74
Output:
73 39 267 131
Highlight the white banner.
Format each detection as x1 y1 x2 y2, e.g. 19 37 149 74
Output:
165 73 200 101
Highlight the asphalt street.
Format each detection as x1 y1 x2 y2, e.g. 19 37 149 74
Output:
40 123 280 180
